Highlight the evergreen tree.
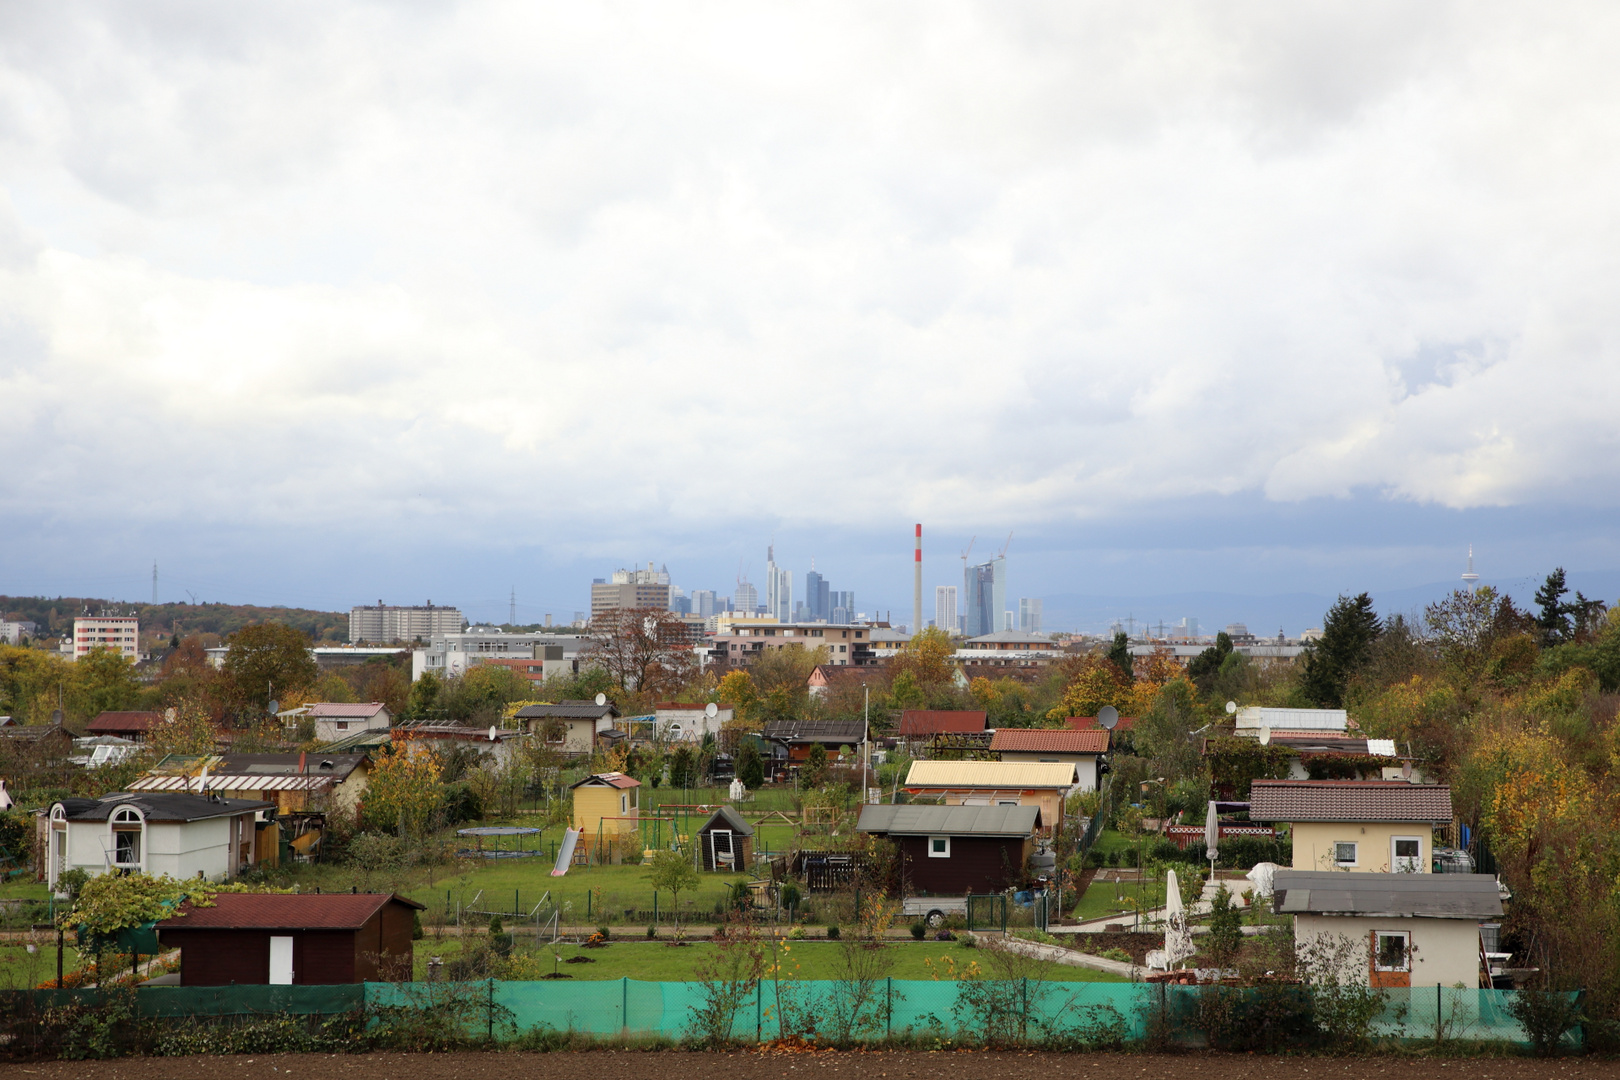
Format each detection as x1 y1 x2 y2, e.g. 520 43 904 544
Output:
1299 593 1382 708
1186 631 1234 693
1534 567 1575 645
1107 631 1134 683
735 738 765 789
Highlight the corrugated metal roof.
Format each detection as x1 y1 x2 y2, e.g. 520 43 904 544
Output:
898 710 987 735
158 892 423 931
905 760 1077 789
54 793 272 823
129 775 334 793
989 729 1109 754
515 700 621 720
1273 871 1502 919
1249 780 1452 823
857 803 1041 837
1235 706 1348 732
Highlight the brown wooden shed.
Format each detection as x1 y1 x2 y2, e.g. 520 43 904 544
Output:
856 803 1040 896
156 892 424 985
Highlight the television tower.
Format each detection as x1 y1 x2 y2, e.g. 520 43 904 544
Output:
1461 545 1480 593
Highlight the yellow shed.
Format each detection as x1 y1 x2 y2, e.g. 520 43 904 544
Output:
569 771 641 864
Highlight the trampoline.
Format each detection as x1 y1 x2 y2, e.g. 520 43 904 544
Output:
456 825 545 858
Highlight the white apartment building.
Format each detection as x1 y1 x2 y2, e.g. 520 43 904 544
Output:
349 603 465 644
72 616 139 661
411 629 586 681
934 587 957 633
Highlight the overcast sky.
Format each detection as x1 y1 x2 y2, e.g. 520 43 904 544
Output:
3 2 1619 631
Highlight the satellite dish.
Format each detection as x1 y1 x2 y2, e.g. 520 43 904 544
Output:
268 699 281 716
705 702 718 719
595 693 607 707
1258 724 1271 746
1225 701 1237 715
1401 761 1413 780
1098 706 1118 730
488 725 498 742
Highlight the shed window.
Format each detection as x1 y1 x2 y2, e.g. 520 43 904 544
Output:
928 836 951 858
1334 842 1358 866
1375 932 1410 971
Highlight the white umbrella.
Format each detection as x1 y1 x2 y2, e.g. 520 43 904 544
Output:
1205 800 1220 869
1163 868 1195 968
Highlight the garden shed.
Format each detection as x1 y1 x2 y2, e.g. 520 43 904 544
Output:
696 805 754 871
569 771 640 864
156 892 424 985
857 802 1040 896
1273 870 1502 988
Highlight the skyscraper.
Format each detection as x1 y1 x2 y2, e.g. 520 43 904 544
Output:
935 586 957 634
765 546 792 621
804 567 831 622
735 579 758 613
1018 598 1043 634
962 555 1006 637
691 589 717 618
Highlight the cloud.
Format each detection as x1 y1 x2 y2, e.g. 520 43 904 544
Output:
2 1 1620 563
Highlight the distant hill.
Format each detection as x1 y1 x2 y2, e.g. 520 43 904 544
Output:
0 596 348 642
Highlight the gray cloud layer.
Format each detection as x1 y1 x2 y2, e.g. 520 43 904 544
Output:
2 2 1618 560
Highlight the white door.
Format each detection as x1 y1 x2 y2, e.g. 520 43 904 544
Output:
269 936 294 985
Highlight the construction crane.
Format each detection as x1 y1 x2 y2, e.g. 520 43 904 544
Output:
998 532 1013 559
959 536 976 577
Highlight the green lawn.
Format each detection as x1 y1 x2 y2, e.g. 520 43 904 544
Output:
410 936 1127 983
0 940 81 990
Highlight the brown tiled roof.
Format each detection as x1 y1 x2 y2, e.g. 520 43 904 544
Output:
1066 715 1137 732
898 710 987 736
990 728 1109 754
87 711 164 733
158 892 423 931
570 771 640 790
1249 780 1453 823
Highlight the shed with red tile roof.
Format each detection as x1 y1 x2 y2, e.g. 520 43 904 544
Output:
989 727 1111 791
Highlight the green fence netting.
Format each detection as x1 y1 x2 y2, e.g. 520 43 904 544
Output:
0 980 1575 1051
361 980 1569 1048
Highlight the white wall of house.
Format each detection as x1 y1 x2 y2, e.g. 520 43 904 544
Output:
54 815 251 885
654 707 731 742
996 752 1100 791
1294 914 1482 988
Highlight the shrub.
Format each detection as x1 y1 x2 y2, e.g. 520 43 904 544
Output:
826 925 840 940
647 925 658 939
1101 947 1132 963
1505 989 1584 1057
910 921 927 940
1084 849 1105 869
1105 849 1120 867
596 925 611 940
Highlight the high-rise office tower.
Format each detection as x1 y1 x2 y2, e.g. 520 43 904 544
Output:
1018 598 1043 634
935 586 957 634
962 555 1006 637
735 580 758 613
804 567 831 622
765 545 793 621
691 589 717 618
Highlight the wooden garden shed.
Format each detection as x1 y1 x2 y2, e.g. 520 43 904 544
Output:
696 805 754 871
156 892 424 985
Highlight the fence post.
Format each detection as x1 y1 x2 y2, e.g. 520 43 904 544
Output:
1021 977 1029 1043
654 891 659 924
623 975 629 1035
587 889 592 919
756 983 762 1042
887 976 893 1037
487 978 494 1042
1436 983 1442 1045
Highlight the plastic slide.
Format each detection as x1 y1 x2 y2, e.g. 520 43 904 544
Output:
551 827 581 876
